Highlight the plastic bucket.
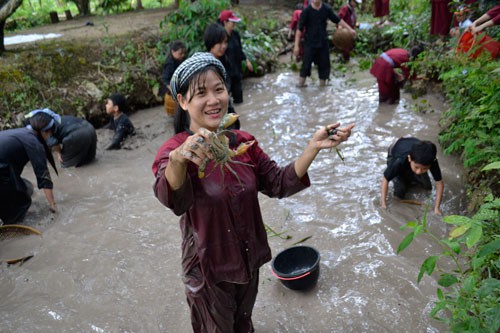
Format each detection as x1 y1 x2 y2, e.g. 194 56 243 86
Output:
457 31 500 60
271 245 320 290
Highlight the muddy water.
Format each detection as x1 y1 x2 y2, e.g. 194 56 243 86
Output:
0 69 466 332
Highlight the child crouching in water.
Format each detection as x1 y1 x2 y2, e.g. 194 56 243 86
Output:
104 93 136 150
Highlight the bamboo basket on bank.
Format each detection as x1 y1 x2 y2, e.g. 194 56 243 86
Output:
164 94 176 117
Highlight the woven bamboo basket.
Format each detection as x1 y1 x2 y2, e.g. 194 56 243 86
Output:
0 224 42 264
164 94 176 117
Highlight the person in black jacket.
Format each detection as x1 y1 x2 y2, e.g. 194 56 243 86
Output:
218 10 253 104
0 116 58 223
103 93 136 150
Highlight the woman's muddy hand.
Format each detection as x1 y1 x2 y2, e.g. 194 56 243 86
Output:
170 128 213 166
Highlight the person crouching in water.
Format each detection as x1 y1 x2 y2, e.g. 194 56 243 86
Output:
370 45 423 104
381 137 444 215
25 109 97 167
103 93 136 150
0 113 58 223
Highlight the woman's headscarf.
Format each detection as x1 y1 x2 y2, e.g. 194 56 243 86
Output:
24 108 60 175
25 108 61 132
170 52 227 98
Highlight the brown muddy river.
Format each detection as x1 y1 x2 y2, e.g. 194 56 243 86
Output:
0 69 466 332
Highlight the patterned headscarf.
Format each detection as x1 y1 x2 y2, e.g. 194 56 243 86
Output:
170 52 227 99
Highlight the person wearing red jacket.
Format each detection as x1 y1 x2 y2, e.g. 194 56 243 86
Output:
337 0 361 62
370 46 423 104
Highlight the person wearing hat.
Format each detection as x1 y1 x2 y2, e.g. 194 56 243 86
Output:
152 52 354 332
218 10 253 104
25 109 97 168
0 112 58 223
294 0 356 87
450 5 472 38
337 0 362 62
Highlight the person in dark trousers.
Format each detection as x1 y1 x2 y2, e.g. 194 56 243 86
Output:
293 0 356 87
0 116 58 223
381 137 444 215
103 93 136 150
369 45 423 104
152 52 354 332
25 109 97 168
218 10 253 104
430 0 454 36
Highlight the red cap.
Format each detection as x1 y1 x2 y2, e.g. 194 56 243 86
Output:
219 10 241 23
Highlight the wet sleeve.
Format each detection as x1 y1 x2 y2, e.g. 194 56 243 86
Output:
25 139 53 189
152 141 194 216
430 159 442 182
46 135 60 148
383 158 403 181
251 138 310 198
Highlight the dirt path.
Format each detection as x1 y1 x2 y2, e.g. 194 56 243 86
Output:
5 7 172 49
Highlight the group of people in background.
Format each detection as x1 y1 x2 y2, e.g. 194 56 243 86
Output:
0 94 136 225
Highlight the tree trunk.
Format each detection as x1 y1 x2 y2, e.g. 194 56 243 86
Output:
136 0 144 10
0 0 24 54
0 20 5 54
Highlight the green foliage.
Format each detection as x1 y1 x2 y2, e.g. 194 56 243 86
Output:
158 0 229 55
438 57 500 169
398 197 500 331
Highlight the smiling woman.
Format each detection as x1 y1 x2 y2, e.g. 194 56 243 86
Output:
151 51 354 332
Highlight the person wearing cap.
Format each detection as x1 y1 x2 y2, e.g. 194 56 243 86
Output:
381 137 444 215
103 93 136 150
374 0 390 26
294 0 356 87
0 113 58 223
218 10 253 104
467 5 500 35
152 52 354 332
450 5 472 38
25 109 97 168
337 0 361 62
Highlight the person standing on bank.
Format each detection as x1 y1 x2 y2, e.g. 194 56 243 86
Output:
152 52 354 332
381 137 444 215
0 115 58 224
294 0 356 87
374 0 390 26
338 0 362 62
25 109 97 168
218 10 253 104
